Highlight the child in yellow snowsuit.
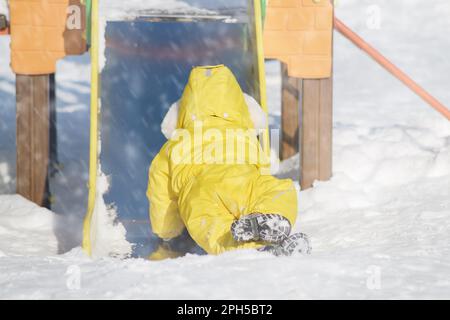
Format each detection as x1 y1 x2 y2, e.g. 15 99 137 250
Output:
147 65 309 258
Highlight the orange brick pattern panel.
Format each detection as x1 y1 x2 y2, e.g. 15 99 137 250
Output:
264 0 333 79
10 0 70 75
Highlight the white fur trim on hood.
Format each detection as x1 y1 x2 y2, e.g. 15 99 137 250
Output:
243 93 268 130
161 100 180 140
160 93 268 139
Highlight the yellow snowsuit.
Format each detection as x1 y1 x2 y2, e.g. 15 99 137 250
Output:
147 65 297 255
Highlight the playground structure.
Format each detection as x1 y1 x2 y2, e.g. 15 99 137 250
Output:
1 0 87 206
1 0 449 257
84 0 269 256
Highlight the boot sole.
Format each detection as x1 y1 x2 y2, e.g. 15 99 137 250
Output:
279 233 312 256
231 213 291 244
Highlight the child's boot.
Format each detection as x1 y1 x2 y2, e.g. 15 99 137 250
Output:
231 213 291 244
260 233 312 257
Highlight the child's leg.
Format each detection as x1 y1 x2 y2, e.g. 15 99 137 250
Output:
248 175 298 226
178 178 263 255
178 171 297 255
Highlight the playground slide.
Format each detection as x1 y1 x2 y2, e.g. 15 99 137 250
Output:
81 0 268 258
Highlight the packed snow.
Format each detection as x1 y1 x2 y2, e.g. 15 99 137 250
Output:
0 0 449 299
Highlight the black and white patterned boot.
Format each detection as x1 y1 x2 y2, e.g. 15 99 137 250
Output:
231 213 291 244
260 233 312 257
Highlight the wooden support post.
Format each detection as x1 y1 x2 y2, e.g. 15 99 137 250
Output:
300 76 333 190
272 0 334 189
280 63 301 160
279 65 333 190
16 74 54 206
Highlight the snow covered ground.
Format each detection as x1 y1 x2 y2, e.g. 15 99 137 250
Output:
0 0 449 299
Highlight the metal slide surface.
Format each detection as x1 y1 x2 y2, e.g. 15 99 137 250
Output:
51 0 262 257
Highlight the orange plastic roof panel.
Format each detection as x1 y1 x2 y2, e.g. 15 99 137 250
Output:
10 0 70 75
264 0 333 79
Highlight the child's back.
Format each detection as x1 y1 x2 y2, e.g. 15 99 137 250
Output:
147 65 302 256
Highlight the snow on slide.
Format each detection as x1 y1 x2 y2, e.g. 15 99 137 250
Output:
87 171 133 258
100 0 215 21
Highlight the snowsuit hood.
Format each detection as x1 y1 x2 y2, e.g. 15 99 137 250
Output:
176 65 254 131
